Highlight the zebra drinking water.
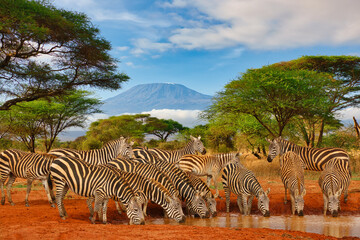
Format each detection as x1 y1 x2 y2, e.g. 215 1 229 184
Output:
266 137 351 202
222 162 270 217
50 156 145 224
318 158 351 217
280 151 306 216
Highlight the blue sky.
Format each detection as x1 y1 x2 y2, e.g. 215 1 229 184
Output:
53 0 360 100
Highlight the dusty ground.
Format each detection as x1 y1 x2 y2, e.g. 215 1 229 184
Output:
1 178 359 240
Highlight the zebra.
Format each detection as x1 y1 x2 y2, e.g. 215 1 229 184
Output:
280 151 306 216
184 172 217 217
147 135 206 164
221 162 270 217
106 157 181 216
50 156 145 225
133 147 210 218
318 158 351 217
105 167 186 223
0 149 56 207
178 152 241 198
266 136 351 202
48 137 134 165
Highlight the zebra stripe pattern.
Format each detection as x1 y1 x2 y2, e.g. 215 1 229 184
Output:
318 158 351 217
280 151 306 216
0 149 56 207
108 168 186 223
133 147 210 218
106 157 181 216
184 172 217 217
147 135 206 164
266 137 351 202
50 156 145 224
222 162 270 217
178 152 240 198
49 137 134 165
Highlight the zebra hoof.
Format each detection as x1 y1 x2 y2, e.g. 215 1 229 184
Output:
51 204 56 208
10 202 15 206
1 198 5 205
61 216 67 220
25 203 30 207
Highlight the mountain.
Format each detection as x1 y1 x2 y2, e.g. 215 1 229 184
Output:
101 83 213 115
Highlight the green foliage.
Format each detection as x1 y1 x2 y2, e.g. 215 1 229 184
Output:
321 126 358 150
205 66 333 138
2 90 101 152
0 0 129 110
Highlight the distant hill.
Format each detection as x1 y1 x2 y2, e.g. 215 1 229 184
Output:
101 83 213 115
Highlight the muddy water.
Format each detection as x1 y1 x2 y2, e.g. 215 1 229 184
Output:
147 214 360 238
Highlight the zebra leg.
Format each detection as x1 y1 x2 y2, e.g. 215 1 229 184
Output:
236 195 243 213
284 185 288 204
290 194 295 215
143 199 149 217
247 195 254 214
101 199 109 224
322 194 328 216
91 192 105 224
87 197 94 216
214 174 222 199
114 201 122 215
1 178 6 205
25 178 34 207
6 173 16 206
344 188 348 203
206 176 212 188
224 186 230 213
242 195 249 215
41 178 55 207
55 182 69 219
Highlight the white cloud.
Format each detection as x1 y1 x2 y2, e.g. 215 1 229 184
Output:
131 38 173 56
141 109 206 127
165 0 360 50
116 46 129 51
337 107 360 124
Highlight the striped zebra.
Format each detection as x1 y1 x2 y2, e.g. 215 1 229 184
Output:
0 149 56 207
266 137 351 202
184 172 217 217
133 147 210 218
50 156 145 224
48 137 134 165
318 158 351 217
222 162 270 217
106 157 181 216
280 151 306 216
106 168 186 223
147 135 206 164
178 152 241 198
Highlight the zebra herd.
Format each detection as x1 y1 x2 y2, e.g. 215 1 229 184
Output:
0 135 353 225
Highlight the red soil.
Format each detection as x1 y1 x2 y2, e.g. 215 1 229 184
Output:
1 178 359 240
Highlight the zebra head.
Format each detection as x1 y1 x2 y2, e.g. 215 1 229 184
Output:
126 196 145 225
116 137 134 159
190 135 207 155
204 192 217 217
293 189 306 216
266 137 282 163
257 188 270 217
163 196 186 223
187 191 210 218
327 189 342 217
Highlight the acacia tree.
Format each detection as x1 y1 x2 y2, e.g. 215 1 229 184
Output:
0 0 129 110
271 55 360 146
205 67 334 138
145 118 186 141
4 90 101 152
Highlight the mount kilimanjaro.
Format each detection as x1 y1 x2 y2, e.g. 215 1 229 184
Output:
101 83 213 115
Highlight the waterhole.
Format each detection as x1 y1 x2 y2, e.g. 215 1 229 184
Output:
146 214 360 238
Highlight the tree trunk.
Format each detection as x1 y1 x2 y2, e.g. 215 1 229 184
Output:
316 119 325 148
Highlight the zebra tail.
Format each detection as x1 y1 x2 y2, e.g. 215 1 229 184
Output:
47 174 53 190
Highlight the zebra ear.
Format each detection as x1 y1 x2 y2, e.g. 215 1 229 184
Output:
198 135 201 140
335 189 342 198
190 135 195 140
130 141 134 146
301 189 306 196
165 196 172 203
265 138 272 143
265 188 270 195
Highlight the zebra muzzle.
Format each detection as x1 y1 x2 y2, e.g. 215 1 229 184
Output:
298 210 304 217
332 210 338 217
263 210 270 217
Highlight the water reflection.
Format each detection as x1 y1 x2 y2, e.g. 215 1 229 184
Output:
146 214 360 238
